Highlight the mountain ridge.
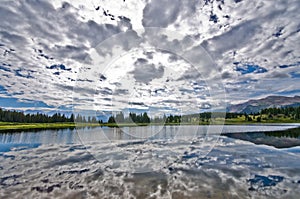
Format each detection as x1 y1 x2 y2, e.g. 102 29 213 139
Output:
227 95 300 114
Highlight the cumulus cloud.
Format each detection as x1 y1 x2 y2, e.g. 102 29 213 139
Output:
0 0 299 114
142 0 181 27
0 0 125 109
130 58 164 84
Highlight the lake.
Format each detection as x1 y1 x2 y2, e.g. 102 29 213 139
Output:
1 124 300 198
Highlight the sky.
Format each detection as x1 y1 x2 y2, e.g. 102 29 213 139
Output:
0 0 299 117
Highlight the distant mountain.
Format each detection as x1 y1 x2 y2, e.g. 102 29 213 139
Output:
227 96 300 114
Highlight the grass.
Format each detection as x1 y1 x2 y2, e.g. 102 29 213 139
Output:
0 122 105 131
0 122 75 131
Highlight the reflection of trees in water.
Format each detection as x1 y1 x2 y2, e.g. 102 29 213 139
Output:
224 128 300 148
264 128 300 138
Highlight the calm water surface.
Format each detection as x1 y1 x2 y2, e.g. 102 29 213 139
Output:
0 125 300 198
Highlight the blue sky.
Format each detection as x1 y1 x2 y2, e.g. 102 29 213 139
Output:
0 0 299 116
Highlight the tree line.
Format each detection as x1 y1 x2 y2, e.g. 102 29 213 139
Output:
107 112 191 124
107 106 300 124
108 112 151 123
2 105 299 124
260 106 300 120
231 106 300 122
0 108 100 123
107 112 212 124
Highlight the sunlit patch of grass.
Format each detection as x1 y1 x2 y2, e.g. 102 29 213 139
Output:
0 122 107 131
0 122 75 131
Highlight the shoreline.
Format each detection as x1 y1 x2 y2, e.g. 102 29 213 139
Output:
1 120 300 132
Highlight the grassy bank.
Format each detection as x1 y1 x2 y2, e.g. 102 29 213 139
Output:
0 122 105 131
0 122 75 131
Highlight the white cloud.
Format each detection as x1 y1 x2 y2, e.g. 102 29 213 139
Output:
0 0 299 114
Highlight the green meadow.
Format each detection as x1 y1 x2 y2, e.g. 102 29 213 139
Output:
0 122 103 131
